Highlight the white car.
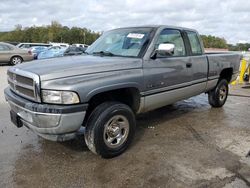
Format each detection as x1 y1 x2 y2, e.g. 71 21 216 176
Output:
49 42 69 48
72 43 89 48
17 43 51 49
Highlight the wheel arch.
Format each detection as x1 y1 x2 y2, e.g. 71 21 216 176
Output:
219 67 233 83
85 85 141 120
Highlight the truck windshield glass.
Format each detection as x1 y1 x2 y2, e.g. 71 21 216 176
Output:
86 28 153 57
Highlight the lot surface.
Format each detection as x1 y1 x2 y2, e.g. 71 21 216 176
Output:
0 65 250 188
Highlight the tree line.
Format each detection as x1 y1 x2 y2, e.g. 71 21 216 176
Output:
201 35 249 51
0 22 249 51
201 35 228 49
0 21 100 45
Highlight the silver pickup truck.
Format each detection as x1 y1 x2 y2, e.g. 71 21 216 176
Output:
5 26 241 158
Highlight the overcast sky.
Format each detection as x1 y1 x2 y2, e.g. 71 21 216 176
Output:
0 0 249 44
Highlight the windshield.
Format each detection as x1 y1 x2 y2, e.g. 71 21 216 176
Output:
86 27 153 57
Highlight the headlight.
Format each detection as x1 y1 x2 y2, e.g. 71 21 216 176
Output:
42 90 80 104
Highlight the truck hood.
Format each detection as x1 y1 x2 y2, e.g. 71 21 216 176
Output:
15 55 142 81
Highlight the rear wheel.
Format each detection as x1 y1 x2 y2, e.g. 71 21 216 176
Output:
84 102 136 158
208 79 228 108
10 56 23 65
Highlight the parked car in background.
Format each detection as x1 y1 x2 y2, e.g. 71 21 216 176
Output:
72 43 89 48
64 46 86 56
0 42 33 65
29 46 48 59
17 43 51 49
4 42 20 46
49 42 69 48
37 46 67 59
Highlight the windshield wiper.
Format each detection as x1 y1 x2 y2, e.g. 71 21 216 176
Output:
92 51 115 56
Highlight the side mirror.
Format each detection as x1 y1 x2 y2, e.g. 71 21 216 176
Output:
151 43 175 59
157 43 175 55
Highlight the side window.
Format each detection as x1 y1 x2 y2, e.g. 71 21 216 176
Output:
0 44 10 51
156 29 186 57
187 31 203 55
21 44 31 48
6 45 12 50
0 45 5 51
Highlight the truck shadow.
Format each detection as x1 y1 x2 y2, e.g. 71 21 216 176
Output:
59 135 89 152
133 95 209 147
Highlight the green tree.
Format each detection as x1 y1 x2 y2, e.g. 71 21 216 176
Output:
0 21 100 45
201 35 228 49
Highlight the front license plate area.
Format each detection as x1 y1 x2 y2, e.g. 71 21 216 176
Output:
10 110 23 128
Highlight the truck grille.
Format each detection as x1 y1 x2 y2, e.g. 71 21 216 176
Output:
7 68 40 102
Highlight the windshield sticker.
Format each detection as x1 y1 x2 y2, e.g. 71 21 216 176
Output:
127 33 145 39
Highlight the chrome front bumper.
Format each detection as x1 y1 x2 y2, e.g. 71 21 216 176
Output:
5 87 87 141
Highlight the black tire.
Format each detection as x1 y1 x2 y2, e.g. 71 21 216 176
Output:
84 102 136 158
10 56 23 65
208 79 229 108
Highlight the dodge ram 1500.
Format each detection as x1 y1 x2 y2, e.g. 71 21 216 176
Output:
5 25 242 158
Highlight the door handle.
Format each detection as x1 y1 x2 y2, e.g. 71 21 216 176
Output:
186 63 192 68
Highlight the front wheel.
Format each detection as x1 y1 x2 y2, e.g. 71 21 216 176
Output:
84 102 136 158
208 79 229 108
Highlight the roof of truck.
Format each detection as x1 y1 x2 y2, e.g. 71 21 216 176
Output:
114 25 198 32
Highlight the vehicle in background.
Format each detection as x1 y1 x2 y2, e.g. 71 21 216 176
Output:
4 42 20 46
0 42 33 65
49 42 69 48
29 46 48 59
17 43 51 49
37 46 67 60
64 46 86 56
72 43 89 48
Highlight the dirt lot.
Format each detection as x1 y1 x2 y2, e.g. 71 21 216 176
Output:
0 65 250 188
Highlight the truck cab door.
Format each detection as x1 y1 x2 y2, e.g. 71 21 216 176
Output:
185 31 208 94
143 29 193 111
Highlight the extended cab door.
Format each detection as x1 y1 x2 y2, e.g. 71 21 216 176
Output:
184 31 208 94
143 28 193 111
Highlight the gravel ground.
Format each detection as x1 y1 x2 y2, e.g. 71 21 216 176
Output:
0 65 249 188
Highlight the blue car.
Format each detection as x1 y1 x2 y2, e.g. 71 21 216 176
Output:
29 46 48 59
37 46 67 60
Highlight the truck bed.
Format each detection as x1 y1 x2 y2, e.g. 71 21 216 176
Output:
205 52 242 81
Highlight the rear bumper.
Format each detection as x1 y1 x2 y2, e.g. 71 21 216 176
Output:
4 87 87 141
22 54 34 62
